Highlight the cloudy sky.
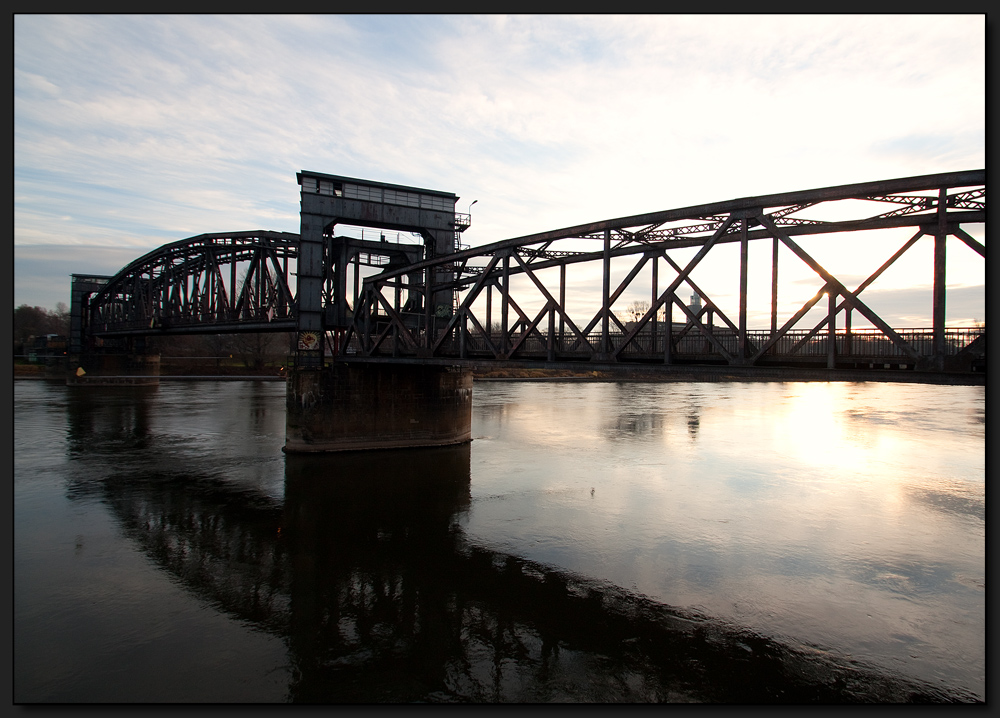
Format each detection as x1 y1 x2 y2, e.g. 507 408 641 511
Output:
14 14 985 326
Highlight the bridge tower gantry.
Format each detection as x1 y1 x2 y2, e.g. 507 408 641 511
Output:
287 171 475 452
295 171 468 366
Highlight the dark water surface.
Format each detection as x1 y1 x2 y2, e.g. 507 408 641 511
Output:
13 378 984 703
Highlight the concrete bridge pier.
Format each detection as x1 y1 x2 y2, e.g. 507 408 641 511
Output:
285 362 473 453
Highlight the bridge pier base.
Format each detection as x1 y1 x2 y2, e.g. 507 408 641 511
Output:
285 362 473 453
66 353 160 386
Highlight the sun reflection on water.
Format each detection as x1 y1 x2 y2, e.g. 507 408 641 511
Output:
467 379 983 697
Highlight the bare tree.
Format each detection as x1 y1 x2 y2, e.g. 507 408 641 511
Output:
232 332 280 370
198 334 235 370
627 300 650 323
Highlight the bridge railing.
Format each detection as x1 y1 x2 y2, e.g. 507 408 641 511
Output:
340 323 983 365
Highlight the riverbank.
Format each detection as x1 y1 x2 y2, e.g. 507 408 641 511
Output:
15 362 983 386
468 364 986 386
14 364 287 381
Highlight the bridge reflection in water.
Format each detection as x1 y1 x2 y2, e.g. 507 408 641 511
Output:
62 387 974 703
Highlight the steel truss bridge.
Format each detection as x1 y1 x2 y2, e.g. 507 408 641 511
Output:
75 169 985 376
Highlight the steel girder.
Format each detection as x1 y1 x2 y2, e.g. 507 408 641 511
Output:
344 170 985 370
87 231 300 337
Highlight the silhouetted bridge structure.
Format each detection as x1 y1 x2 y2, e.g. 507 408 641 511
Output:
69 169 985 450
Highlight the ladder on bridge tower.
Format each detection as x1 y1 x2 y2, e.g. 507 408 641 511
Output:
452 230 468 315
450 205 473 317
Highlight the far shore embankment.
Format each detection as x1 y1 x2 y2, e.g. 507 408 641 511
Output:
15 362 983 386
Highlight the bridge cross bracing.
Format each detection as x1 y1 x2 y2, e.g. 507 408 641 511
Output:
345 169 984 372
75 169 985 375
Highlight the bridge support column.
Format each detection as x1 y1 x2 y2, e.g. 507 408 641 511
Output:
285 363 473 453
932 188 948 371
827 289 837 369
739 218 749 364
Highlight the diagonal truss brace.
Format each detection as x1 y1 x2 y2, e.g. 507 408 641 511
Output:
611 216 736 358
780 230 925 357
756 214 920 361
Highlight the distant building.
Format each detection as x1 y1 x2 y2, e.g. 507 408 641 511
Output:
688 293 702 314
27 334 67 364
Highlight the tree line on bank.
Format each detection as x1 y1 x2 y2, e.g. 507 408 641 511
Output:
14 304 70 358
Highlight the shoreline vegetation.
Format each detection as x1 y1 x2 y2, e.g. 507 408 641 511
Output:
13 364 622 381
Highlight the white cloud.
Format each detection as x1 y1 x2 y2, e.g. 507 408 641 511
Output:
14 14 984 318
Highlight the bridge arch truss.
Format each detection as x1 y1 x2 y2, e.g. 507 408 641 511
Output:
84 230 301 340
344 170 985 372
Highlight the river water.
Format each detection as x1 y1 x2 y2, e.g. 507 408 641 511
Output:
13 378 984 703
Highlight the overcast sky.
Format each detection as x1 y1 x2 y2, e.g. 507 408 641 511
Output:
14 14 985 326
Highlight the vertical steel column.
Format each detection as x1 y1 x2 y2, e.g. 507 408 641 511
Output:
363 292 372 355
230 254 237 320
297 212 326 367
770 235 779 336
664 293 673 365
501 254 510 358
739 219 749 363
460 309 467 359
353 252 360 313
256 253 263 311
601 229 611 356
206 264 214 321
844 306 853 358
547 302 555 362
651 254 659 355
827 289 836 369
933 187 948 367
424 267 432 350
559 263 566 347
282 252 289 315
337 240 349 326
393 282 401 358
486 283 492 340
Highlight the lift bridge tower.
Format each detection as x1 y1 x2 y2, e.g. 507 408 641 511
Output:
288 171 474 452
295 170 470 366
